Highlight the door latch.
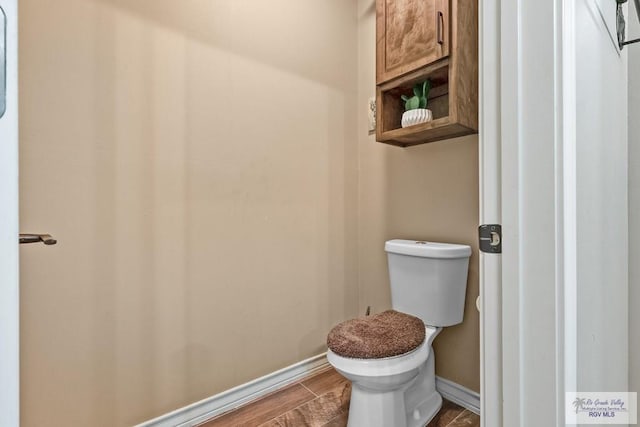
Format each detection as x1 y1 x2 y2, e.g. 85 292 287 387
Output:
479 224 501 254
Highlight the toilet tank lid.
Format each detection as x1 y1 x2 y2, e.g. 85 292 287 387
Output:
385 239 471 259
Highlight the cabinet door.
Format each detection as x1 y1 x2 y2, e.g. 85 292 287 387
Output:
376 0 450 84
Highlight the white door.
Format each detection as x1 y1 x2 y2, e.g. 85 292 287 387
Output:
0 0 19 426
481 0 630 425
567 0 637 391
570 0 629 402
560 0 630 422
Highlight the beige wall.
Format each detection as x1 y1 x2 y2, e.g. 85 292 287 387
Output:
357 0 480 392
20 1 479 425
19 1 359 425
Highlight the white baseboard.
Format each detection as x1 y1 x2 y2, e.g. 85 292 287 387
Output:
135 354 480 426
135 353 330 427
435 376 481 415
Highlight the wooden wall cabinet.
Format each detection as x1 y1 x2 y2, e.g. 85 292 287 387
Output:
375 0 478 147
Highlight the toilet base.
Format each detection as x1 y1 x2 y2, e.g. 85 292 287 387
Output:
347 382 409 427
404 350 442 427
344 347 442 427
405 390 442 427
345 386 442 427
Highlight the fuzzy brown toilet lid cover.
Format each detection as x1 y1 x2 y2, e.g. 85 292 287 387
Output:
327 310 426 359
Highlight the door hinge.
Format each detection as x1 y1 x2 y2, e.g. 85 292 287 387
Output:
479 224 501 254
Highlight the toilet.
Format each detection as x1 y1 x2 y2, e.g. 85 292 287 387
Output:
326 239 471 427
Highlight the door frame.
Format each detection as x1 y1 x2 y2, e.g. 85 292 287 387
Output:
0 0 19 425
478 0 503 424
479 0 579 425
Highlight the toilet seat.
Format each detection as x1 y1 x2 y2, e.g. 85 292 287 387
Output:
327 310 426 359
327 326 439 378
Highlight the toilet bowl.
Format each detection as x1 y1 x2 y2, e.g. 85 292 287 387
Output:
327 239 471 427
327 325 442 427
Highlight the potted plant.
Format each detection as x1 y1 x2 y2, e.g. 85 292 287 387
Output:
400 80 432 128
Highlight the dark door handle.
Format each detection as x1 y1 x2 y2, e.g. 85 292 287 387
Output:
437 11 445 45
19 233 57 245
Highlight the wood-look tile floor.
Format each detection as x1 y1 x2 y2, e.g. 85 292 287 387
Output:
198 368 480 427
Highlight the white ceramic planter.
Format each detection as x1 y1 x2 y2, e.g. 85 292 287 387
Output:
401 108 433 128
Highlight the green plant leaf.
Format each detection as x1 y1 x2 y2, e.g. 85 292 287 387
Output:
406 96 420 110
401 95 410 102
419 97 427 108
413 84 422 97
421 80 432 108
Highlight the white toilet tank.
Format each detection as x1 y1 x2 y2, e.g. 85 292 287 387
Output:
385 239 472 327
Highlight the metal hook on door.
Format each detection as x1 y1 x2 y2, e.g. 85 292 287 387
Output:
617 0 640 49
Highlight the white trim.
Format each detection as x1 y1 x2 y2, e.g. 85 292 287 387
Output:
560 0 577 422
478 0 503 425
499 0 522 422
0 1 19 425
135 354 329 427
435 376 481 415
